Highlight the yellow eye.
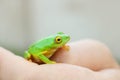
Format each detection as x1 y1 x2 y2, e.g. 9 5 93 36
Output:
55 36 62 44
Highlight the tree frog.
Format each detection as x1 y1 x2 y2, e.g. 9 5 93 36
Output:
24 32 70 64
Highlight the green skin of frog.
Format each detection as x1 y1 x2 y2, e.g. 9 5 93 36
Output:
24 32 70 64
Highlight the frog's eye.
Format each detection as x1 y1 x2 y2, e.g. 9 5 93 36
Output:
55 36 62 44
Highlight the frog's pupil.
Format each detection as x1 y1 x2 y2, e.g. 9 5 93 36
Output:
57 38 61 41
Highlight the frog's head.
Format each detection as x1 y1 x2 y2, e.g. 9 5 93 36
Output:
50 32 70 48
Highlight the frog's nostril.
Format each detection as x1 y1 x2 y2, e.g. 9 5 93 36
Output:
66 36 70 40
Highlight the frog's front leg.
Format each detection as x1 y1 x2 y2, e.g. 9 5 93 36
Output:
62 45 70 51
38 53 56 64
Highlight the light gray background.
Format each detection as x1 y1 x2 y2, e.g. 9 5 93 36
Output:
0 0 120 62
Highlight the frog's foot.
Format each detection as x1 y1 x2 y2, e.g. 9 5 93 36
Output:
62 45 70 51
47 61 56 64
28 59 32 62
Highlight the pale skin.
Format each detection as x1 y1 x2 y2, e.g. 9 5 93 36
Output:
0 39 120 80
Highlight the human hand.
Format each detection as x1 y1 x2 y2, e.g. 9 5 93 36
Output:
0 39 120 80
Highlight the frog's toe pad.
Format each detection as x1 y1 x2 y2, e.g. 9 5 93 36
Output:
63 45 70 51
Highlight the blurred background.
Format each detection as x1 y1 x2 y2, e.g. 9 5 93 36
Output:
0 0 120 63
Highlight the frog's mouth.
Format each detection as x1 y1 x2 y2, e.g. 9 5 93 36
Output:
55 45 70 53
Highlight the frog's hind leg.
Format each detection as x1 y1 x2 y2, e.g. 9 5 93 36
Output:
38 54 56 64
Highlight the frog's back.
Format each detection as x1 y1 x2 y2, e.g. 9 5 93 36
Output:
28 38 53 54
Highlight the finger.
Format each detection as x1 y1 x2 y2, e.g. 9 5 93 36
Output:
0 47 96 80
28 63 97 80
14 63 120 80
97 69 120 79
0 47 37 80
51 39 119 71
